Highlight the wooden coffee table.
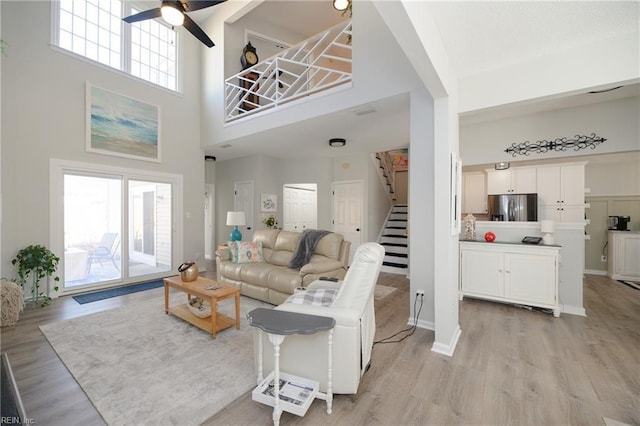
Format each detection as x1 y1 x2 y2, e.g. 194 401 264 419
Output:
164 276 240 339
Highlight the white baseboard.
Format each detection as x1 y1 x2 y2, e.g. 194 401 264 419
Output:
561 304 587 317
585 269 607 276
431 325 462 357
407 317 434 330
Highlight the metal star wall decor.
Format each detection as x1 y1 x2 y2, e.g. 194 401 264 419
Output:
504 133 607 157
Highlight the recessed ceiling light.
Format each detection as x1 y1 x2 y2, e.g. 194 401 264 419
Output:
329 138 346 147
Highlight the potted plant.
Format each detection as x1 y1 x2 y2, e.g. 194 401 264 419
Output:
11 244 60 307
262 215 278 229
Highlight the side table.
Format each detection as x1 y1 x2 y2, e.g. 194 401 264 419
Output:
247 308 335 426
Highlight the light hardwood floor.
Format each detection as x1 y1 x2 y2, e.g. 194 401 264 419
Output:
1 272 638 425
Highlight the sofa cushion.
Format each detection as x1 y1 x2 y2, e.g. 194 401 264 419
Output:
300 259 344 274
253 229 280 250
218 261 245 281
267 267 302 294
274 231 300 252
240 262 275 284
314 232 344 260
235 241 264 263
269 250 294 267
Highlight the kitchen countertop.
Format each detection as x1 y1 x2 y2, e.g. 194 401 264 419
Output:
459 239 561 248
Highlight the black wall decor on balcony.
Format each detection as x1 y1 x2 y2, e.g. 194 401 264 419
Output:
504 133 607 156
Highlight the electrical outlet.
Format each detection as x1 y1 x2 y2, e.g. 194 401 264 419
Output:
416 289 425 297
600 255 607 262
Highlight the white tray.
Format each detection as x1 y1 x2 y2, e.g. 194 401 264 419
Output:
252 371 319 417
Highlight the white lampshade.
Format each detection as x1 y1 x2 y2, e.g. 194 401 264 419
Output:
541 220 556 233
226 211 246 226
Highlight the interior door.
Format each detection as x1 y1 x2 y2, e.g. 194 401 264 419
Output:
234 180 254 241
332 181 364 262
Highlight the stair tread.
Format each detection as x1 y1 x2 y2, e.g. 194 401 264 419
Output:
383 261 408 268
385 226 406 229
385 252 408 258
380 242 407 247
382 234 407 238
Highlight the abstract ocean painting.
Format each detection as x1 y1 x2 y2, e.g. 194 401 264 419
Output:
87 84 160 161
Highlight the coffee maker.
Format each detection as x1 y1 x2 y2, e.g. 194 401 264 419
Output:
608 216 631 231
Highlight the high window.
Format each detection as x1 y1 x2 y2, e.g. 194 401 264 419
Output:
54 0 179 91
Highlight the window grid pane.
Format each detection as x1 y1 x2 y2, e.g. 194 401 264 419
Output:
130 11 177 91
55 1 179 91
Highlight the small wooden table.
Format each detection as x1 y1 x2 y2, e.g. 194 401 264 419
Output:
164 276 240 339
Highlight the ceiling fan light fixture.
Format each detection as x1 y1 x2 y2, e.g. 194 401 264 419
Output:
161 3 184 26
333 0 350 11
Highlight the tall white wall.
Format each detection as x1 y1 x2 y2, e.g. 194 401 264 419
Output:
460 97 640 166
1 1 204 274
458 30 640 113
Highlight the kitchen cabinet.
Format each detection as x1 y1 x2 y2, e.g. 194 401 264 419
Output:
459 241 560 317
462 172 487 214
486 167 536 195
536 163 586 222
607 231 640 281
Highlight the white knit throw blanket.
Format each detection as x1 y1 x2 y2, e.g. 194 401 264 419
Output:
1 279 24 327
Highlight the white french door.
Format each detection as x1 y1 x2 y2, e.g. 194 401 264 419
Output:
332 180 364 263
50 160 183 295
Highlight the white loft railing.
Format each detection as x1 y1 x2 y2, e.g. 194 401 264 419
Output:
224 21 352 122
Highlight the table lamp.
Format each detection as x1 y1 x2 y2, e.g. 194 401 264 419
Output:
226 211 246 242
541 220 556 245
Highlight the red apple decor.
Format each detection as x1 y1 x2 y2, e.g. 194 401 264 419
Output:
484 231 496 242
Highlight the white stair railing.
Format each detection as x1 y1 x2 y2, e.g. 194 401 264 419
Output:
224 21 352 122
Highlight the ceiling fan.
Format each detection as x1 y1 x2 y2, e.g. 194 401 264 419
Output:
123 1 227 48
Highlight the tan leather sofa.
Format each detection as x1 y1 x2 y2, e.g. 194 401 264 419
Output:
215 229 350 305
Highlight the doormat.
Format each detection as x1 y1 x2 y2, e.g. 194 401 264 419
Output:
618 280 640 290
72 279 165 304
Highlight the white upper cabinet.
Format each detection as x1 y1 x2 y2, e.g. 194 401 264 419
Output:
486 167 536 194
536 162 586 222
462 172 487 214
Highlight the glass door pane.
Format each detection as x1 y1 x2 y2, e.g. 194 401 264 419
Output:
63 174 122 288
128 180 172 277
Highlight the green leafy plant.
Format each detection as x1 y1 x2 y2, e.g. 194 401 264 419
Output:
11 245 60 307
262 215 278 229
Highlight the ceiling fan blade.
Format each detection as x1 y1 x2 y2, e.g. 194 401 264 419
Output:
182 0 227 12
183 14 214 48
123 8 162 23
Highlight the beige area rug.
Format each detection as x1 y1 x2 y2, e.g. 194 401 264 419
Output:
40 292 270 426
374 285 397 300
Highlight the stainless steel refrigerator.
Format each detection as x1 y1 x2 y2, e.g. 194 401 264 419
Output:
487 193 538 222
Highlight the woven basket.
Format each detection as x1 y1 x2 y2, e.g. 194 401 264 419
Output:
187 297 211 318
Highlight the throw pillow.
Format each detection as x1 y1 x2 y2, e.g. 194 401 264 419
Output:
227 241 239 263
236 241 265 264
284 288 339 307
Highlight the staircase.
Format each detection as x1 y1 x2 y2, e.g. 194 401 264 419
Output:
379 205 408 275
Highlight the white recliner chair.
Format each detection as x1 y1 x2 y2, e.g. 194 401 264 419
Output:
255 242 385 394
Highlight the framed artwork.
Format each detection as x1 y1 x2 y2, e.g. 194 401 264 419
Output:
261 194 277 212
86 82 161 162
450 152 462 236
